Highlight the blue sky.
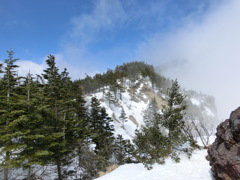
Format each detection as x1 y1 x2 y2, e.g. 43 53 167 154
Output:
1 0 240 119
1 0 216 73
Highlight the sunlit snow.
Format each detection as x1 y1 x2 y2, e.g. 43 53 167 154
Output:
96 149 214 180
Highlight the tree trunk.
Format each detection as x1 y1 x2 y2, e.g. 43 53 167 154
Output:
57 159 62 180
63 112 66 140
4 168 8 180
4 151 10 180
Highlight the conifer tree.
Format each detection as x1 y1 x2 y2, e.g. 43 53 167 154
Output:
143 98 158 127
134 80 192 169
157 79 192 161
41 55 86 180
119 108 127 128
134 126 170 169
41 55 65 179
71 81 88 139
105 91 115 107
160 80 187 150
89 97 115 161
114 134 135 164
0 50 22 180
14 72 53 177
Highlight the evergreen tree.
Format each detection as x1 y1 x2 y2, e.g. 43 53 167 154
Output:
143 98 158 127
105 91 115 107
41 55 86 180
134 125 171 169
159 80 187 149
71 81 88 137
89 97 115 163
0 50 22 180
157 79 194 161
114 134 135 165
41 54 64 179
15 72 53 176
119 108 127 128
134 80 193 169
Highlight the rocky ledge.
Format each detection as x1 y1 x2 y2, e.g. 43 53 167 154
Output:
207 107 240 180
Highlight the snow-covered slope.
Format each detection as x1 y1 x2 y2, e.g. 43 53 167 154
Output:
85 76 217 141
96 149 213 180
85 77 165 139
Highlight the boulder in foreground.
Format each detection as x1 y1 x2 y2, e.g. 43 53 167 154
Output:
208 107 240 180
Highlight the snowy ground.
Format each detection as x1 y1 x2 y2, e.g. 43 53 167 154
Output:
96 149 214 180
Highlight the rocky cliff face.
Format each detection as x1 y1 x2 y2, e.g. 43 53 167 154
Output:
208 107 240 180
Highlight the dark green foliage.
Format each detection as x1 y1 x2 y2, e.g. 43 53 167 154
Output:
119 108 127 128
134 126 171 169
160 80 187 146
12 73 52 168
114 135 135 165
0 52 88 179
89 97 115 160
0 50 23 179
134 80 195 169
77 61 171 94
40 55 87 180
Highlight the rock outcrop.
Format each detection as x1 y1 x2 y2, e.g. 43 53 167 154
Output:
207 107 240 180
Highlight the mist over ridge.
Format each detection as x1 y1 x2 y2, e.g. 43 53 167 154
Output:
138 0 240 120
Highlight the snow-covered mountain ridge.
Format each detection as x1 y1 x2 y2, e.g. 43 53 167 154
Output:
83 69 217 140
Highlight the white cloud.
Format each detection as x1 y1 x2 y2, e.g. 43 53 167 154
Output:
68 0 126 45
16 60 46 77
16 54 95 80
136 0 240 120
53 53 99 79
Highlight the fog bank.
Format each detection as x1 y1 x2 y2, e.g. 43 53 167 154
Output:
137 0 240 120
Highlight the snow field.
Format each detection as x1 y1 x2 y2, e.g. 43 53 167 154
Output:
96 149 214 180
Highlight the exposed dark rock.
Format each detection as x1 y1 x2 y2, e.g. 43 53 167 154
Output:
207 107 240 180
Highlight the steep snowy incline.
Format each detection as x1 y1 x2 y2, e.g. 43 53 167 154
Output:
85 76 218 141
84 77 166 140
96 149 213 180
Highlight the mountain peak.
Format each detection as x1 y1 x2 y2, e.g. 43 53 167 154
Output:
80 61 217 140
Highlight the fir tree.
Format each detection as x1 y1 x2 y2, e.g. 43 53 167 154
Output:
41 55 86 180
143 98 158 127
160 80 187 149
15 72 52 175
114 134 135 165
134 80 193 169
134 125 171 169
0 50 22 180
157 79 193 161
105 91 115 107
89 97 115 162
119 108 127 128
41 55 64 179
